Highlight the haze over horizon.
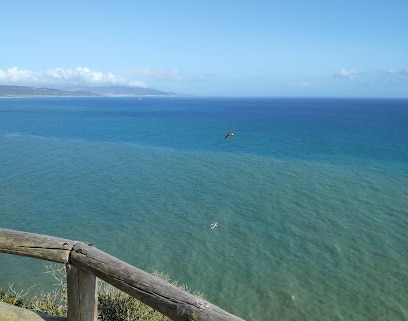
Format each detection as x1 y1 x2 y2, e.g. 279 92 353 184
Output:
1 1 407 98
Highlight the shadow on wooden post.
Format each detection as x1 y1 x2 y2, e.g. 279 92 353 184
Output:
66 264 97 321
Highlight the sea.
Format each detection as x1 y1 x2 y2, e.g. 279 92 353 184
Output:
0 97 407 321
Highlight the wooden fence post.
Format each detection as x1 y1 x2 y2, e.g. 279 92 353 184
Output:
0 229 246 321
66 264 97 321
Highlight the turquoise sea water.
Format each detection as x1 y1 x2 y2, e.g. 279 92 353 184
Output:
1 97 407 320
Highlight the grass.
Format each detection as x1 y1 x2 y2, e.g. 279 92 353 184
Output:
0 264 204 321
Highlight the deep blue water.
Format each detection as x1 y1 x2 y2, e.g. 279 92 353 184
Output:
1 97 408 321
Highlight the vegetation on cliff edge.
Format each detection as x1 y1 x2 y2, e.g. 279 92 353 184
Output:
0 264 203 321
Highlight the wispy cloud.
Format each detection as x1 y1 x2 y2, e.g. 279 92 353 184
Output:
295 82 313 88
129 68 187 81
125 67 213 83
333 68 359 80
333 67 408 82
387 68 408 77
0 66 148 87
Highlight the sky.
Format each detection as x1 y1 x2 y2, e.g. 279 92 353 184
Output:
1 1 407 97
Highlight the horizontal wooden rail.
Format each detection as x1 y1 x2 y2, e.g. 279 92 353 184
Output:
0 228 245 321
0 229 76 263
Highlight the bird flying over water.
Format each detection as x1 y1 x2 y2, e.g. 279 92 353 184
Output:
224 131 236 139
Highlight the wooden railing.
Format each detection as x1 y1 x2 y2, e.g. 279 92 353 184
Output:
0 228 245 321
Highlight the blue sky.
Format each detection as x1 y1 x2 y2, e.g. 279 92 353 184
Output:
1 1 407 97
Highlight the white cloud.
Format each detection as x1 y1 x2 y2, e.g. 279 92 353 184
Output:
330 67 408 91
333 68 359 80
0 67 38 83
387 68 408 77
333 67 408 83
0 66 148 87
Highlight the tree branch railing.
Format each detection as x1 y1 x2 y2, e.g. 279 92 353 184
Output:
0 228 245 321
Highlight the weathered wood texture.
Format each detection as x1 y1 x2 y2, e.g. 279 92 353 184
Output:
66 264 98 321
0 228 246 321
0 229 76 263
70 242 245 321
0 302 67 321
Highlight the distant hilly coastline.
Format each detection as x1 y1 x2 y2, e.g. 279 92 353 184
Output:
0 85 180 97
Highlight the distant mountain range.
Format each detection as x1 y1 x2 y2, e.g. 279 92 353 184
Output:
0 85 180 97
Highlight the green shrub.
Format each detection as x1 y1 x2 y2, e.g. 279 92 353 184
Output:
0 286 31 307
98 283 171 321
0 265 203 321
